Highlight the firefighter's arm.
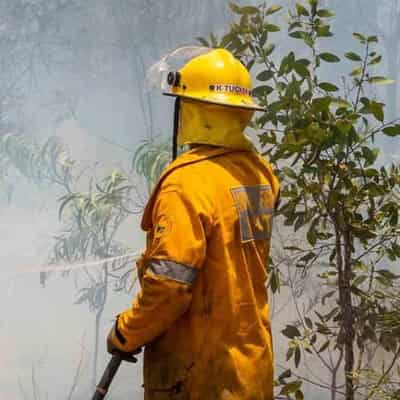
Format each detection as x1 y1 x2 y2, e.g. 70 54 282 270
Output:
108 187 209 353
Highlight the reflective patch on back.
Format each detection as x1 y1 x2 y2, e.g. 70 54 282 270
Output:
230 185 274 242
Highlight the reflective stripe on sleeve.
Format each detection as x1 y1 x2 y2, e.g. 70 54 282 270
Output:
149 259 198 285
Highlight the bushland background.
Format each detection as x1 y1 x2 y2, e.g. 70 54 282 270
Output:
1 1 399 399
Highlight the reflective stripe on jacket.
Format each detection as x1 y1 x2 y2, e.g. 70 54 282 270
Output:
114 145 280 400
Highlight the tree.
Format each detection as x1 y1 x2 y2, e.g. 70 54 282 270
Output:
0 131 143 392
207 1 400 399
52 138 170 391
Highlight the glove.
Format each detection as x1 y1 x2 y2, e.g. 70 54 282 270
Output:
107 318 141 363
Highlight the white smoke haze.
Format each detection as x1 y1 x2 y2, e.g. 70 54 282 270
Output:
0 1 399 399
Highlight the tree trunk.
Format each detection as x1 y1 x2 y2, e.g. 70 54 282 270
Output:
343 228 355 400
336 223 355 400
91 265 109 390
92 308 103 390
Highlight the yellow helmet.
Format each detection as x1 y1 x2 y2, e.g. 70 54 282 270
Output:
165 48 265 111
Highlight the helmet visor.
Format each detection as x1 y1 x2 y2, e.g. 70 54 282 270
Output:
146 46 212 92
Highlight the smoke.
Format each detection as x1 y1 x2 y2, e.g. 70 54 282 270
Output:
1 1 399 399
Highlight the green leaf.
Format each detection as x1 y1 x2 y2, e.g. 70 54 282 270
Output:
270 269 281 293
295 390 305 400
289 22 302 32
317 9 335 18
318 82 339 92
345 52 362 62
352 275 368 287
257 70 274 82
316 25 333 37
252 85 274 97
369 76 395 85
367 35 378 43
308 0 318 14
337 120 352 134
264 43 276 56
282 166 297 179
368 55 382 66
331 97 351 108
294 347 301 367
278 369 292 384
229 2 241 14
197 37 210 47
281 380 302 394
307 227 317 246
265 5 283 15
383 125 400 137
241 6 259 14
259 30 268 47
312 97 332 112
279 52 295 75
246 59 255 71
351 66 362 76
369 101 385 122
361 146 379 166
278 369 292 381
376 269 399 281
296 3 309 16
294 213 306 232
286 347 294 362
319 52 340 63
305 317 313 329
316 322 331 335
294 62 310 78
282 325 301 339
210 32 218 47
353 32 367 43
229 2 258 14
289 31 303 39
290 31 313 47
265 24 280 32
219 33 233 48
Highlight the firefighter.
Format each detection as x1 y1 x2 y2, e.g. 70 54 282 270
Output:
107 48 280 400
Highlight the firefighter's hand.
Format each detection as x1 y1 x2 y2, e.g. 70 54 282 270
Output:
107 322 141 363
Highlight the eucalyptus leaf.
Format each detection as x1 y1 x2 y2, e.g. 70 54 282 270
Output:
317 9 335 18
383 125 400 137
318 82 339 92
319 52 340 63
282 325 301 339
265 5 283 15
345 52 362 62
265 24 280 32
256 70 274 81
368 76 395 85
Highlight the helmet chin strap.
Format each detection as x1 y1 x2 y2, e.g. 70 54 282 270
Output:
172 97 181 160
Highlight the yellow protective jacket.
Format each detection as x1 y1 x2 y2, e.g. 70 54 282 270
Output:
112 145 280 400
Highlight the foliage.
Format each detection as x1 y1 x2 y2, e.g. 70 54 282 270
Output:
54 170 140 295
0 130 147 390
206 1 400 399
131 138 171 194
0 133 74 201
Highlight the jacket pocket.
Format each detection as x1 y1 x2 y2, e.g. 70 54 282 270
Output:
144 350 194 399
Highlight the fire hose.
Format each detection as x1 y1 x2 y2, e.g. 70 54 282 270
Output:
91 353 123 400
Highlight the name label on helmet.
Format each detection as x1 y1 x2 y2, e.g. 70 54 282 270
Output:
209 84 251 96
